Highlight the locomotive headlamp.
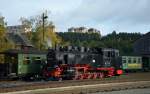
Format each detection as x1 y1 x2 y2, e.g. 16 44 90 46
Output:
92 59 96 63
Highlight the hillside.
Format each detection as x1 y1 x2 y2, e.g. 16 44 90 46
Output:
57 31 142 55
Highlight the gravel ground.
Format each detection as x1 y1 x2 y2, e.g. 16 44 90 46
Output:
92 88 150 94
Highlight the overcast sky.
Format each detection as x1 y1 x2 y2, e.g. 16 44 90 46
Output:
0 0 150 35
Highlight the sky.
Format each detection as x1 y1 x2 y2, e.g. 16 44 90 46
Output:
0 0 150 35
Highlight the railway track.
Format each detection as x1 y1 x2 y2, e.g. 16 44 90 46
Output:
2 81 150 94
0 72 150 93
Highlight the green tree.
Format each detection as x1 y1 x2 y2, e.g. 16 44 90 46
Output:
57 32 101 47
19 13 62 50
0 20 14 52
101 31 142 55
0 17 15 63
57 31 142 55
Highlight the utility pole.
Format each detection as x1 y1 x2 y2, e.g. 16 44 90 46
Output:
42 12 48 49
42 13 45 44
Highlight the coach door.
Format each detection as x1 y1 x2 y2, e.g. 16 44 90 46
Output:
5 53 18 76
142 57 150 71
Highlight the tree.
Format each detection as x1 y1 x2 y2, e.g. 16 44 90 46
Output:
19 13 62 50
0 16 15 63
0 17 4 25
101 32 142 55
33 20 62 50
57 32 101 47
0 17 14 52
19 17 33 40
57 31 142 55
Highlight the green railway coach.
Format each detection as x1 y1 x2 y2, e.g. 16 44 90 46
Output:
122 56 142 72
0 49 47 79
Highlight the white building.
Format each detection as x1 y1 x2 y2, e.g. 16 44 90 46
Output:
68 27 88 33
7 25 31 34
88 28 101 34
68 27 100 34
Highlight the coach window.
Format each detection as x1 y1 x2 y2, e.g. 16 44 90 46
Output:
128 58 131 63
122 59 126 63
34 57 41 63
0 54 4 64
138 58 141 63
23 57 30 64
133 58 136 63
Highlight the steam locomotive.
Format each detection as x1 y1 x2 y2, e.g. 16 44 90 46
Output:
44 47 122 80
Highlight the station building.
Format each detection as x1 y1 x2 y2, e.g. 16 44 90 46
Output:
134 32 150 70
134 32 150 55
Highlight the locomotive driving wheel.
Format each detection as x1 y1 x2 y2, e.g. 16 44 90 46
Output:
98 72 104 78
93 73 98 79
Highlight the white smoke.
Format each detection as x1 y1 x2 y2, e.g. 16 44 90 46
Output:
46 38 52 48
